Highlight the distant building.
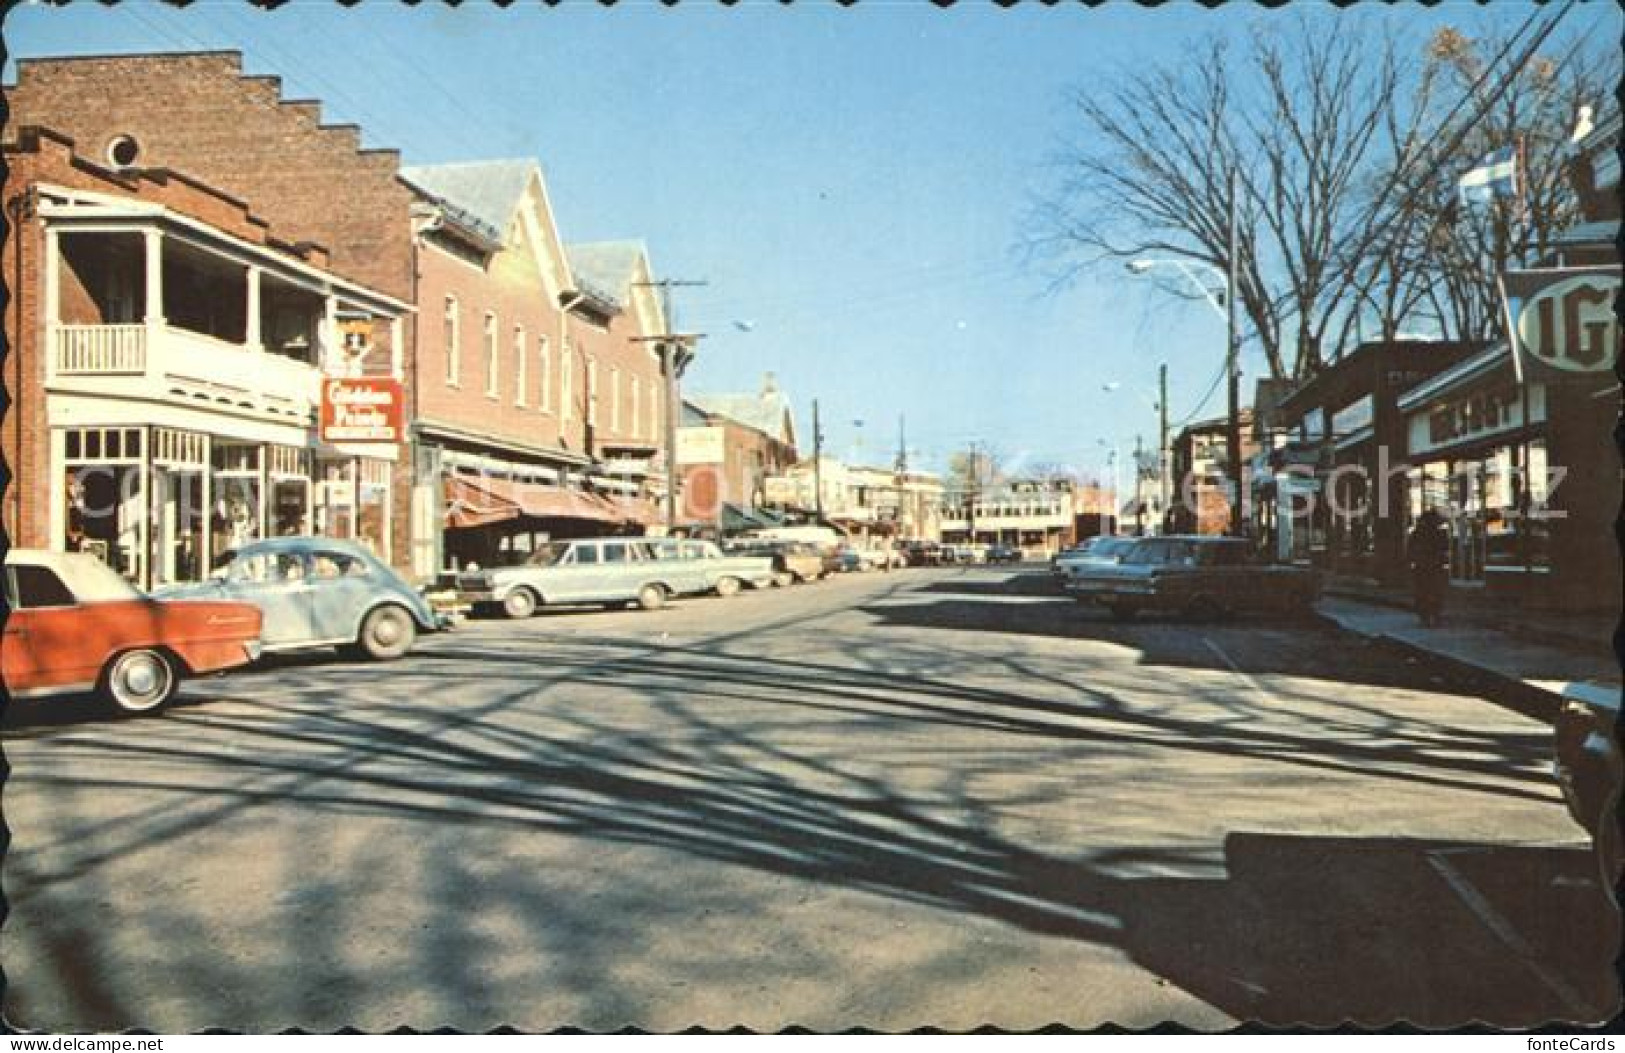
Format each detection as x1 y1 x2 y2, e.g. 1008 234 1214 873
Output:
765 456 944 543
939 478 1111 553
1168 411 1257 536
678 374 798 531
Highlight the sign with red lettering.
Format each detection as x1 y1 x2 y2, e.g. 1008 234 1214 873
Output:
1499 266 1621 382
321 377 403 443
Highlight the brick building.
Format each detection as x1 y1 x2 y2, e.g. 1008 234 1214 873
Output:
677 375 799 531
2 125 409 587
1167 411 1258 536
8 52 677 581
400 164 668 574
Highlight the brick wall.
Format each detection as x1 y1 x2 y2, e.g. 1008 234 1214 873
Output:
416 234 577 457
9 53 413 302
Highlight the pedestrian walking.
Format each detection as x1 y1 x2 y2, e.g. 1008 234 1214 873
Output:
1407 508 1449 627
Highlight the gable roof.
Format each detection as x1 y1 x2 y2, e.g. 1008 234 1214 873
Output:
566 240 647 307
400 157 576 301
399 159 536 245
686 385 798 450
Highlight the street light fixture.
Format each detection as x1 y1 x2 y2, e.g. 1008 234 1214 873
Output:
1124 167 1244 537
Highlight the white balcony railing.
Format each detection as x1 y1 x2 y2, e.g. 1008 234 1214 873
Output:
52 323 322 419
55 324 146 374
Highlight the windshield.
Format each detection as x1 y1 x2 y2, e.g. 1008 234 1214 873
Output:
1096 538 1135 558
524 541 573 568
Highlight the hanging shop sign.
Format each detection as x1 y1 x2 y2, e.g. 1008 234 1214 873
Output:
1499 266 1621 381
675 425 726 465
320 377 404 443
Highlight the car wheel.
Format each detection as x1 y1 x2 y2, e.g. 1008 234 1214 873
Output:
357 604 417 661
503 587 540 619
637 583 667 611
101 648 179 714
715 576 742 598
773 570 795 589
1107 603 1137 622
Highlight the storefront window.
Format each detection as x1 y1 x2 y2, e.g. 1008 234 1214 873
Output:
61 426 146 583
212 443 264 566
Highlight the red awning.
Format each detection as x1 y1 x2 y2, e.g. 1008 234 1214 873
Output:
444 475 620 528
444 475 520 529
598 493 661 526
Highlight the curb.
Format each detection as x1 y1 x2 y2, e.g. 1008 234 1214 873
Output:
1321 586 1607 653
1311 605 1562 724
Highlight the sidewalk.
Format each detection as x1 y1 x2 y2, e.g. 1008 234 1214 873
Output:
1317 576 1620 715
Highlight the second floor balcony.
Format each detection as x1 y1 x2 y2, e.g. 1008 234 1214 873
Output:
39 188 409 424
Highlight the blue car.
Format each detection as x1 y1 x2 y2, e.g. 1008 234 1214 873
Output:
157 537 446 661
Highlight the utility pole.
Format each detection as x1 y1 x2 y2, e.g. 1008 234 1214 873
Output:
1134 434 1146 536
633 278 707 534
1225 166 1244 538
894 414 908 540
1158 362 1170 535
811 399 824 521
965 441 980 544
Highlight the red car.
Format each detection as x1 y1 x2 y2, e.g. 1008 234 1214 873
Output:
3 550 263 715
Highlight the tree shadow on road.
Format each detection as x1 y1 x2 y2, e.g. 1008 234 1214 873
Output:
6 618 1616 1030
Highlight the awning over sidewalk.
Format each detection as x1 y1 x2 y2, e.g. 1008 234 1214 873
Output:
444 474 520 528
444 474 623 527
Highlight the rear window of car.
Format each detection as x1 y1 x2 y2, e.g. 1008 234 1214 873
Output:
11 565 77 608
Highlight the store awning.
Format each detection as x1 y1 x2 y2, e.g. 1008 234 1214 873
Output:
444 474 520 529
444 474 621 528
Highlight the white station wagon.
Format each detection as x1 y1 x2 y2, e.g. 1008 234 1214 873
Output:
457 537 708 618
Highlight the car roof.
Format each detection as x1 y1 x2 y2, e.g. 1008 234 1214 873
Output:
230 536 380 558
5 549 144 600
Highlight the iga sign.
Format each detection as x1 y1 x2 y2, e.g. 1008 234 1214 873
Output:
320 377 403 443
1500 267 1621 380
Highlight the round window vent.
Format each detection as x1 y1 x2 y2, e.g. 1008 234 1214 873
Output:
106 135 142 169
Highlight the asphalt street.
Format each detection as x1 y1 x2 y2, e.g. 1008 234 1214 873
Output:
3 566 1615 1031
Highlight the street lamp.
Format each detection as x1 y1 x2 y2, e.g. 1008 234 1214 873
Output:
1124 168 1243 536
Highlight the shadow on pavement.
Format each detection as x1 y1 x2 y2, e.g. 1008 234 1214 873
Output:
6 567 1612 1030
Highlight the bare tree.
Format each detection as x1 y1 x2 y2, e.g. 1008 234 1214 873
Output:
1400 26 1619 344
1028 6 1596 380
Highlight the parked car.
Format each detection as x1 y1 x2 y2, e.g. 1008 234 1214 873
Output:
1054 536 1138 583
651 539 776 596
459 536 702 617
158 537 445 660
985 544 1022 565
1064 535 1319 620
725 539 827 585
4 549 263 714
858 545 907 570
901 541 943 567
1554 685 1623 883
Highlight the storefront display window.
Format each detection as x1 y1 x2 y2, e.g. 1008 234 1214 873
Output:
62 426 146 584
316 456 392 562
212 442 264 565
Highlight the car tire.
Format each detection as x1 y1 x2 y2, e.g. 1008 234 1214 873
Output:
773 570 795 589
1107 603 1137 622
715 576 742 598
101 648 179 714
503 587 540 620
357 604 417 661
637 583 667 611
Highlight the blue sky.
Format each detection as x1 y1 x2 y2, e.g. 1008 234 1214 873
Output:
7 1 1610 479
